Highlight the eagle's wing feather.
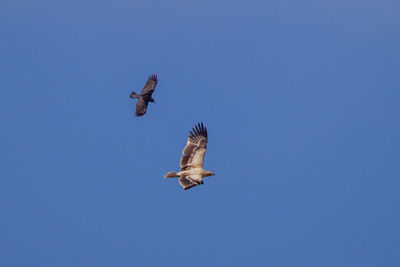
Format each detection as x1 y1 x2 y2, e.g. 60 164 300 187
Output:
180 122 208 171
140 74 157 96
179 174 203 190
135 97 148 116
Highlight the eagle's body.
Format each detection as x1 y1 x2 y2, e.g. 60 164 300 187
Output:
130 74 158 116
164 122 215 190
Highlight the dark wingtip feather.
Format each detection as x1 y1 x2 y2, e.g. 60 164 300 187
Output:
189 122 207 139
199 122 207 137
187 122 208 142
199 122 207 138
148 74 157 82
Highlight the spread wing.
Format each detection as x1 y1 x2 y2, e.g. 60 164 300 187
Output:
135 97 148 116
140 74 157 96
179 174 203 190
180 122 208 171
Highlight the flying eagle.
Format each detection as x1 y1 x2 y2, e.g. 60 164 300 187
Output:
130 74 158 116
164 122 215 190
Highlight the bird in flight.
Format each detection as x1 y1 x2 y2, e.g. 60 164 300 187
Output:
130 74 158 116
164 122 215 190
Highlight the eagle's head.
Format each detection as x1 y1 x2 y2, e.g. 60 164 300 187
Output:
205 171 215 177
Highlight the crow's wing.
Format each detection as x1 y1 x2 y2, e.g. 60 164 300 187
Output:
140 74 157 96
135 97 148 116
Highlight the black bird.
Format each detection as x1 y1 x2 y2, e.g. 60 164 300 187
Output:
130 74 158 116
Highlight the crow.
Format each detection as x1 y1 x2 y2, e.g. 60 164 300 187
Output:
130 74 158 116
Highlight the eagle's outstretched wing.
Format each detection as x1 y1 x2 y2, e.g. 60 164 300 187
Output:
180 122 208 171
140 74 157 96
179 174 204 190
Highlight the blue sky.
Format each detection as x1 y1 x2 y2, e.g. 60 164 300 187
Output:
1 0 399 266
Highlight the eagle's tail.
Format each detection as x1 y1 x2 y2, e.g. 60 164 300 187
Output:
164 171 179 178
130 91 139 99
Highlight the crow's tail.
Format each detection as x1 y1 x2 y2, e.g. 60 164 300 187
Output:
130 92 139 99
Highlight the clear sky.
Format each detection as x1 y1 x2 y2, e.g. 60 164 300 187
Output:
1 0 399 266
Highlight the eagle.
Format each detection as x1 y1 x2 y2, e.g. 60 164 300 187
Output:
130 74 158 116
164 122 215 190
